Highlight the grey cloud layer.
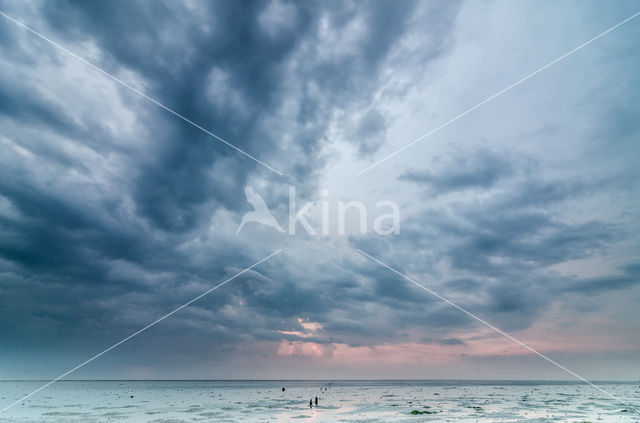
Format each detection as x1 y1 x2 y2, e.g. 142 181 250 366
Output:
0 0 638 378
0 0 464 374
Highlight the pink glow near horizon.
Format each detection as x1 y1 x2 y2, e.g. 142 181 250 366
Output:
273 316 639 365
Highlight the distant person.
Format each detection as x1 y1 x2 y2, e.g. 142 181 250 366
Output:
282 387 285 392
315 396 318 406
309 399 313 407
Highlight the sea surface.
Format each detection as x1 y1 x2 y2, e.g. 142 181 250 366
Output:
0 380 638 422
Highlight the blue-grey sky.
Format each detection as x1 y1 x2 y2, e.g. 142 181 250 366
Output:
0 0 639 381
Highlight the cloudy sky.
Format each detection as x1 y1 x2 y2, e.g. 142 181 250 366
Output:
0 0 639 381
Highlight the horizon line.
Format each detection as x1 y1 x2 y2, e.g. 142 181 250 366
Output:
2 378 638 383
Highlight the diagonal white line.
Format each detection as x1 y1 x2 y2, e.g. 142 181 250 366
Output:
0 11 283 176
358 10 640 175
356 248 638 412
0 249 282 413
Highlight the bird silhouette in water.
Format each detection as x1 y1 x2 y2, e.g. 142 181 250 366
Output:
236 185 284 234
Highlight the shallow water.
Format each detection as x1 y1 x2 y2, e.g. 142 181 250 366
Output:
0 380 638 422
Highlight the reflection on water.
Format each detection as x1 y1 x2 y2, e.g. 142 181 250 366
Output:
0 380 638 422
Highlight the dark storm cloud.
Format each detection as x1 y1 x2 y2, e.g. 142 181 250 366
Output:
0 0 465 369
2 0 636 380
350 109 388 156
348 146 634 334
51 0 453 215
39 0 308 232
447 211 614 274
557 263 640 295
400 147 516 196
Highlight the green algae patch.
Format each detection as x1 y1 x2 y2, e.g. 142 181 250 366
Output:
410 409 439 415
